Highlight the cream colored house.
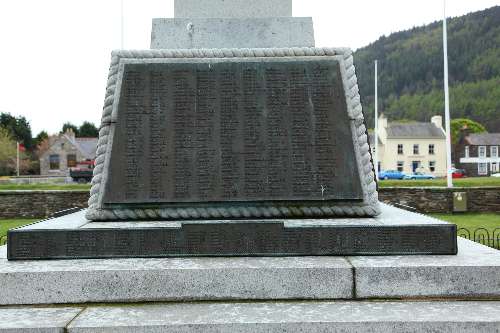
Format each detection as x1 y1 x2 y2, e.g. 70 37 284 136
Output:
370 115 447 177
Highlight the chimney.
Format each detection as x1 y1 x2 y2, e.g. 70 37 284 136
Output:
431 115 443 129
457 124 471 144
379 113 388 130
65 128 76 141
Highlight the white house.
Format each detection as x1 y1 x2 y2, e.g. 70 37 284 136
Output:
370 114 447 177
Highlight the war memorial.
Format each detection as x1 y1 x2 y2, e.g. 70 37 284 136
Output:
0 0 499 331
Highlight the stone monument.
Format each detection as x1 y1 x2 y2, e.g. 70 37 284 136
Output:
0 1 498 330
6 0 458 260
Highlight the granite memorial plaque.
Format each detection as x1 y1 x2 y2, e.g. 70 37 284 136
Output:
86 48 379 221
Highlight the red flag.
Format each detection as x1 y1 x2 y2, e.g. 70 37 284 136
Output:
18 143 26 152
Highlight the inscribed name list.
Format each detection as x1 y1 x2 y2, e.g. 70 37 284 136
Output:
103 58 363 205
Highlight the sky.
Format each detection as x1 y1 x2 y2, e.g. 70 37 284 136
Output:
0 0 498 135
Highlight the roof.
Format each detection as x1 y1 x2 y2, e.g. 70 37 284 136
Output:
75 137 98 158
386 123 445 139
466 133 500 146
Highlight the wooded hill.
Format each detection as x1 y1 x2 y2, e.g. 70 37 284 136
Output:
354 6 500 132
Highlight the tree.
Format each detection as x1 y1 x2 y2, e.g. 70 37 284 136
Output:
35 131 49 145
78 121 99 137
451 118 487 144
0 112 34 150
61 122 79 136
0 127 17 175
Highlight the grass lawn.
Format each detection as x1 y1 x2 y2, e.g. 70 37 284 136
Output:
0 183 91 191
0 219 38 241
379 177 500 188
431 213 500 234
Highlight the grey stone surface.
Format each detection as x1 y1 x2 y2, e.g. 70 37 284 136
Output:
68 301 500 332
0 307 82 332
0 247 352 305
174 0 292 18
350 237 500 298
17 204 452 231
150 17 314 49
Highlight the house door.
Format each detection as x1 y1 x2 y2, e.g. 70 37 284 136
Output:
412 161 421 172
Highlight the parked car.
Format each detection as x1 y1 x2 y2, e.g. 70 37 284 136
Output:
378 170 405 180
403 172 436 180
452 169 467 178
69 160 95 183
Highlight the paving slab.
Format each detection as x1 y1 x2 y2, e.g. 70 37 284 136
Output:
0 247 352 305
0 307 82 332
350 237 500 298
67 301 500 332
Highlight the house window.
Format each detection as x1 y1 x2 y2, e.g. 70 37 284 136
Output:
49 155 60 170
465 146 469 158
478 163 488 175
429 161 436 172
492 163 499 173
67 154 77 168
397 161 404 172
413 144 419 155
491 146 498 158
479 146 486 158
429 144 435 155
397 144 403 155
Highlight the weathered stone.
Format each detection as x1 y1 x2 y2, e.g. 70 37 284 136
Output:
350 237 500 298
0 307 82 332
0 245 352 305
67 301 500 332
174 0 292 18
151 17 314 49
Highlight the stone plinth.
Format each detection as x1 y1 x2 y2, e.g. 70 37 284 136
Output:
151 17 314 49
7 204 457 260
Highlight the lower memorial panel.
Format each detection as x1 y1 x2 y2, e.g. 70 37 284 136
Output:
8 223 457 260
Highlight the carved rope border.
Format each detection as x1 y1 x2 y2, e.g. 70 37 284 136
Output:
86 47 379 220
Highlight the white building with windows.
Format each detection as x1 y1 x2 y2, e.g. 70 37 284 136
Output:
369 114 447 177
455 132 500 177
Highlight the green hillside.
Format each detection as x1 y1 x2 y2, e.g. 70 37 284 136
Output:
354 6 500 131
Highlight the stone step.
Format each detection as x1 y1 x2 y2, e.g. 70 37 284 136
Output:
1 236 499 305
2 301 499 332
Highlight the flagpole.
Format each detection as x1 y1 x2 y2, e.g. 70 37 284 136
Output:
16 142 20 177
374 60 379 180
443 0 453 188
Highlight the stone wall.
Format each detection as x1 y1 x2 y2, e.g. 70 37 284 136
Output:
0 188 499 218
0 191 89 218
379 187 500 214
